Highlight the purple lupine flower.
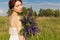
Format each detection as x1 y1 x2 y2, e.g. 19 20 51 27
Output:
24 25 40 39
21 16 27 25
20 6 40 40
28 6 33 17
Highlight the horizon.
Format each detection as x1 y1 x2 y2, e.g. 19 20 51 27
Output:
0 0 60 16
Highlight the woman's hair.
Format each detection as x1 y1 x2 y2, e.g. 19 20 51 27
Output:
9 0 22 9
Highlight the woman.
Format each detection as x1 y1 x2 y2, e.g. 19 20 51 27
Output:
8 0 25 40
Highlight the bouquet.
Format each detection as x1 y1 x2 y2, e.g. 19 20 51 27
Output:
20 7 40 40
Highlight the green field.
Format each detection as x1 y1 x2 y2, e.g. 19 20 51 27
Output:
0 16 60 40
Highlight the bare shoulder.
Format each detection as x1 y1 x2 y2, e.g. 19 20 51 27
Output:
9 15 17 23
9 15 16 21
9 15 17 27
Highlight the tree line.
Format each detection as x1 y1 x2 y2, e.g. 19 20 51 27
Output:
38 8 60 17
7 7 60 17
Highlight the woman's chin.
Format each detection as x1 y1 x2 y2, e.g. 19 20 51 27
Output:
17 11 22 13
17 11 23 14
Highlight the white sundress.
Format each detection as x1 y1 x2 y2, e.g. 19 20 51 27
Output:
9 27 19 40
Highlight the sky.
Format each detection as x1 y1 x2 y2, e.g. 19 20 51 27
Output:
0 0 60 16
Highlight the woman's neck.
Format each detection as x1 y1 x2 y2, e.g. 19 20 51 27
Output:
12 11 18 16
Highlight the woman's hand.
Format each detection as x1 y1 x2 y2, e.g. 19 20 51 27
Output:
18 34 25 40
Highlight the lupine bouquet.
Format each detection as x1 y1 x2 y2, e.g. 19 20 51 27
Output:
20 7 40 40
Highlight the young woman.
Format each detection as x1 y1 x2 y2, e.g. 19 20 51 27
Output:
8 0 25 40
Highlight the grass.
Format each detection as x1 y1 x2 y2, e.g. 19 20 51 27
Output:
35 17 60 40
0 16 60 40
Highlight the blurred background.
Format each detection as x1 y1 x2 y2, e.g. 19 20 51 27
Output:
0 0 60 40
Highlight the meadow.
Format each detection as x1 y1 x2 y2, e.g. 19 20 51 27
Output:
0 16 60 40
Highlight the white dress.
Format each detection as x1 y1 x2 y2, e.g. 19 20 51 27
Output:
9 27 19 40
